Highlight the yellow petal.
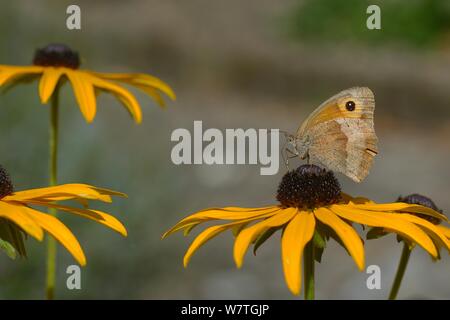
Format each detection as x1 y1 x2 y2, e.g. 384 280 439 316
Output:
232 222 250 237
351 203 447 222
183 223 197 236
437 225 450 239
0 65 43 86
183 220 247 267
26 209 86 266
162 206 280 239
4 184 122 203
24 200 127 237
131 77 176 101
0 201 43 240
133 84 166 107
233 207 296 268
281 211 315 296
89 75 142 123
314 208 364 270
92 72 176 100
330 205 438 257
66 70 97 123
86 186 127 198
396 214 450 253
115 94 143 123
39 67 64 103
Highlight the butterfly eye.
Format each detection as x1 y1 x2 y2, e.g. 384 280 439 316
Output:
345 100 356 111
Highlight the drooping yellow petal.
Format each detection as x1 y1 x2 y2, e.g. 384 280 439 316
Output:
233 207 296 268
85 186 127 198
39 67 64 103
35 186 127 203
232 222 250 237
0 201 43 240
25 209 86 266
330 205 438 257
0 65 43 86
162 206 280 238
281 211 315 296
396 214 450 253
23 200 127 237
314 207 364 270
4 183 122 203
92 72 176 101
183 223 197 236
133 84 166 107
66 70 97 122
183 220 248 267
89 75 142 123
351 203 447 222
437 225 450 239
114 94 143 123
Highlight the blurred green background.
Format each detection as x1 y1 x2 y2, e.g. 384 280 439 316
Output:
0 0 450 299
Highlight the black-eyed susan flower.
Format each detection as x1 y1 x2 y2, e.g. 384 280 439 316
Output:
0 43 175 123
365 194 449 300
163 165 447 298
0 165 127 266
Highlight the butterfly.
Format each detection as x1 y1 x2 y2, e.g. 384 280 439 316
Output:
283 87 378 183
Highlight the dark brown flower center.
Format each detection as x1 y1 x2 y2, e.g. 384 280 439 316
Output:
276 164 341 209
0 166 13 199
33 43 80 69
397 194 444 225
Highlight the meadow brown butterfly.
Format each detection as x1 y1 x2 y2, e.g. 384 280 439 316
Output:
284 87 378 183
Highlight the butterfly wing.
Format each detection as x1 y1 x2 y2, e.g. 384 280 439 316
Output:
296 87 378 182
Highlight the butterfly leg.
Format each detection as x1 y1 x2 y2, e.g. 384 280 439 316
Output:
281 146 289 170
283 147 299 170
299 148 310 165
281 139 291 170
281 148 289 171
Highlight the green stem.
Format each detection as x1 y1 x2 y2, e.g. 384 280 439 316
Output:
45 84 60 300
304 241 315 300
388 242 412 300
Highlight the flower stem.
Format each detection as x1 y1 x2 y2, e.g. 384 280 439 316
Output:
45 84 60 300
388 242 411 300
304 241 315 300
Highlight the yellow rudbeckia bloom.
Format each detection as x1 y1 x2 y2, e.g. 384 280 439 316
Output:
367 194 450 259
365 194 450 299
163 165 448 297
0 43 175 123
0 166 127 266
399 195 450 249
